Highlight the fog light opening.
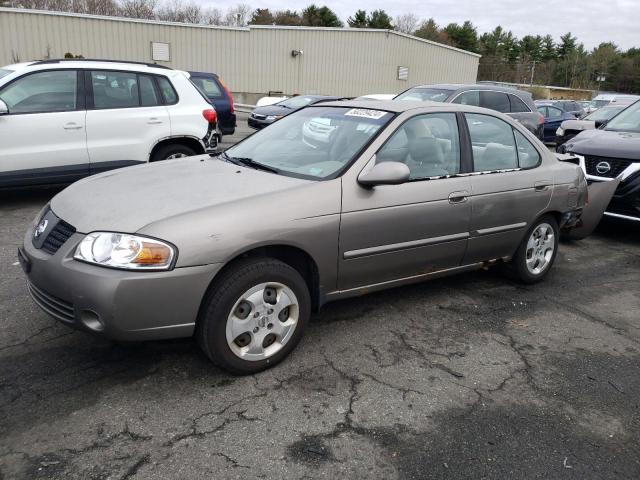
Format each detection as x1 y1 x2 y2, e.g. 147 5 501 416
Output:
81 310 104 332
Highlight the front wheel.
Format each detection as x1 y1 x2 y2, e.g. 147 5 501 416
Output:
151 143 197 162
196 258 310 374
506 215 559 284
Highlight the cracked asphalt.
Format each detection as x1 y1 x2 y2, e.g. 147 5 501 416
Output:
1 115 639 479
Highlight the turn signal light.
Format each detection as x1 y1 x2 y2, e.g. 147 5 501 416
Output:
202 109 217 123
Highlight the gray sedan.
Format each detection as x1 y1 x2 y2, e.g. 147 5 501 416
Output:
20 101 588 374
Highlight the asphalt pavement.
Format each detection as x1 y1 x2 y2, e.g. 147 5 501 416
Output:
1 113 639 479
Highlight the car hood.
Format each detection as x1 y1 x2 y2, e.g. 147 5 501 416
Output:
560 119 595 131
567 129 640 160
252 104 292 116
50 156 310 234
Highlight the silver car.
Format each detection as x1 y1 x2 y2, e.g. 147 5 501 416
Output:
19 101 588 374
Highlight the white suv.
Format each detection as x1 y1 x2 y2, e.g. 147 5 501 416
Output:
0 59 219 187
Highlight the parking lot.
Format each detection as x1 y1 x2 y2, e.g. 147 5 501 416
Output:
0 112 639 479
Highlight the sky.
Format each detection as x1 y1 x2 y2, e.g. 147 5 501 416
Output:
198 0 639 50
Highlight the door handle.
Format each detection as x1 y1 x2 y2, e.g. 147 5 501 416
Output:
448 191 469 204
63 122 82 130
534 181 551 192
148 118 163 125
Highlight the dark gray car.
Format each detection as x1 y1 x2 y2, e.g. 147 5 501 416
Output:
395 84 545 139
20 100 588 374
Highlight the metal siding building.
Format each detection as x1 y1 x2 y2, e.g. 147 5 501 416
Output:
0 8 480 101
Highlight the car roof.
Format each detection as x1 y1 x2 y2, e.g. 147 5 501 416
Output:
3 59 175 75
411 83 530 96
309 99 500 115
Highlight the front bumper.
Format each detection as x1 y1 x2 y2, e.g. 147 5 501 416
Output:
21 226 223 341
574 155 640 222
247 116 274 130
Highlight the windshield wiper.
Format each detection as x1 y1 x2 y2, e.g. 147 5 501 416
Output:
219 152 279 174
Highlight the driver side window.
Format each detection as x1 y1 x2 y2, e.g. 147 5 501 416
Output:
376 113 460 180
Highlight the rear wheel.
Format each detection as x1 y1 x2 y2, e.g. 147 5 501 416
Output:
196 258 310 374
151 143 197 162
506 215 559 284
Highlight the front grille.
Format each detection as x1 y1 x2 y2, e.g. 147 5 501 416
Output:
41 219 76 254
584 156 632 178
27 281 75 322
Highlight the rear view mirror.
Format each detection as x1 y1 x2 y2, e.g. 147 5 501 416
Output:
0 99 8 115
358 161 410 187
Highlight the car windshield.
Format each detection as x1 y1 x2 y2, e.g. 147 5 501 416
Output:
224 106 393 179
394 88 454 102
591 99 610 108
0 68 14 80
604 101 640 132
585 106 623 121
278 96 319 109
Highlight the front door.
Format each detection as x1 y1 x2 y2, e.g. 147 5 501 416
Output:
0 69 89 186
339 112 472 291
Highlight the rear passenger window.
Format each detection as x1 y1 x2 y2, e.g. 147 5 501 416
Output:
157 77 178 104
480 91 510 113
377 113 460 180
91 71 139 109
514 130 541 168
547 107 562 119
466 113 518 171
509 94 530 113
451 90 480 106
139 75 160 107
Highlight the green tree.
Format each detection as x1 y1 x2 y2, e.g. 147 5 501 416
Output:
540 35 556 61
479 26 504 57
443 20 478 53
414 18 439 41
519 35 543 62
557 32 577 59
301 4 343 27
367 9 393 29
249 8 274 25
347 9 367 28
273 9 301 25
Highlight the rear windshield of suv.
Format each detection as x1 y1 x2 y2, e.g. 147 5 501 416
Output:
190 76 222 97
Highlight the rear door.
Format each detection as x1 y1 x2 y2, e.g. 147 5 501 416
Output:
0 69 89 186
339 112 472 290
462 113 552 264
85 70 170 173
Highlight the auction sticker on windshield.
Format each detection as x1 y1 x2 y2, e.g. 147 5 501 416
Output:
344 108 389 120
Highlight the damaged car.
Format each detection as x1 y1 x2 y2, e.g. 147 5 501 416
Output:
20 100 589 374
560 100 640 223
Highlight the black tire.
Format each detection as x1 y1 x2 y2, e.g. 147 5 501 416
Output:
196 258 311 375
151 143 197 162
505 215 559 284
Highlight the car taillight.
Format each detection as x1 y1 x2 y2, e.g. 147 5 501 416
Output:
219 78 235 113
538 113 545 124
202 109 217 124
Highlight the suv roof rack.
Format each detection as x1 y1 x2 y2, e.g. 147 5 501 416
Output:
29 59 173 70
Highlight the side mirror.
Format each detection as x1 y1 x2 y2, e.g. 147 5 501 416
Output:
358 161 410 187
0 99 8 115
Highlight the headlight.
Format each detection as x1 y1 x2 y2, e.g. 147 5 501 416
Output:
556 127 564 135
74 232 176 270
266 115 283 121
